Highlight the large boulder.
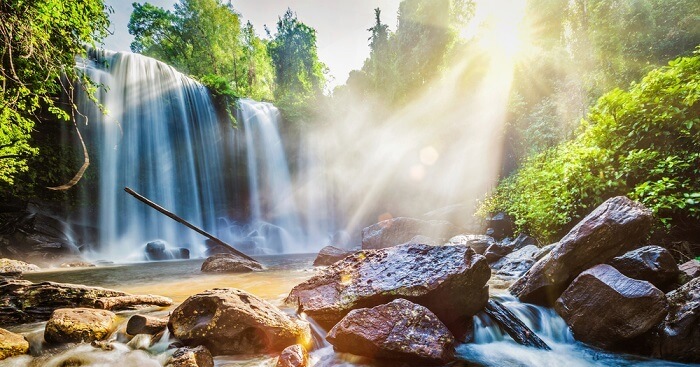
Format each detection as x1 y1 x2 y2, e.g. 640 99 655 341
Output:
679 259 700 279
0 211 82 266
200 253 263 273
166 346 214 367
44 308 117 344
168 288 311 355
608 245 680 291
510 196 653 305
0 328 29 360
313 246 353 266
326 299 455 365
0 279 127 325
492 245 539 278
285 244 490 336
648 277 699 363
555 265 667 348
276 344 308 367
447 234 496 254
361 217 462 250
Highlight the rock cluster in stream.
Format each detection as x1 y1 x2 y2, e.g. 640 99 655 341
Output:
0 195 698 366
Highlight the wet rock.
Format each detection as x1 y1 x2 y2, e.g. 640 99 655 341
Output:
361 217 462 250
0 328 29 360
145 240 170 261
555 264 667 348
0 258 40 275
126 314 168 336
168 288 311 355
484 234 535 262
511 196 653 305
447 234 496 254
0 279 128 325
326 299 455 365
286 244 490 337
276 344 308 367
200 253 263 273
679 259 700 279
44 308 117 344
313 246 353 266
0 211 81 266
649 277 699 363
175 248 190 260
608 246 680 291
492 245 539 278
166 345 214 367
485 212 514 240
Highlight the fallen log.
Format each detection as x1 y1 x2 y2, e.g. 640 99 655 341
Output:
126 314 168 335
124 187 259 263
483 299 551 350
95 295 173 310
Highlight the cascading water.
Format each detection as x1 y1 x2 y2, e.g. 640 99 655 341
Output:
459 295 687 367
71 50 332 260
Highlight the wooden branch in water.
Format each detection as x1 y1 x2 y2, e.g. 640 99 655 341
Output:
95 295 173 310
123 186 259 263
483 299 551 350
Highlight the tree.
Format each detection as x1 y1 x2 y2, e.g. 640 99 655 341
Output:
267 9 327 107
0 0 110 186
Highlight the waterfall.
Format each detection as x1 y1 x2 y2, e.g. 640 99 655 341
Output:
71 50 331 260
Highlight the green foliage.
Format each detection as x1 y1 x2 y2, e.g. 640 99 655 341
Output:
480 51 700 242
267 8 327 120
129 0 274 102
0 0 110 186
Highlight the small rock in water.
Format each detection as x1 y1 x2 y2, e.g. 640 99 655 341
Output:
44 308 117 344
277 344 308 367
361 217 462 250
200 253 263 273
608 245 680 291
555 264 667 348
0 328 29 360
326 299 455 365
0 258 40 276
59 261 96 268
647 277 699 363
166 345 214 367
145 240 171 261
510 196 653 305
493 245 539 278
446 234 496 254
313 246 353 266
126 314 168 335
168 288 310 355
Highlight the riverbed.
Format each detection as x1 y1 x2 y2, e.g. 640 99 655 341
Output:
2 256 696 367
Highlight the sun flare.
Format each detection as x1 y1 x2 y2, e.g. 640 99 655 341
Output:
463 0 529 60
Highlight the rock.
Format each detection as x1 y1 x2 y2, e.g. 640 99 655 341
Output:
608 246 680 291
166 346 214 367
361 217 462 250
0 211 81 266
510 196 654 305
483 300 550 350
447 234 496 254
534 243 557 261
276 344 308 367
0 328 29 360
492 245 539 278
401 235 438 246
555 264 667 348
285 244 490 337
485 212 514 240
145 240 170 261
126 314 168 335
168 288 311 355
200 253 263 273
59 261 95 268
326 299 455 365
484 234 534 263
313 246 353 266
0 279 128 325
44 308 117 344
175 248 190 260
0 259 40 275
648 277 699 363
679 259 700 279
